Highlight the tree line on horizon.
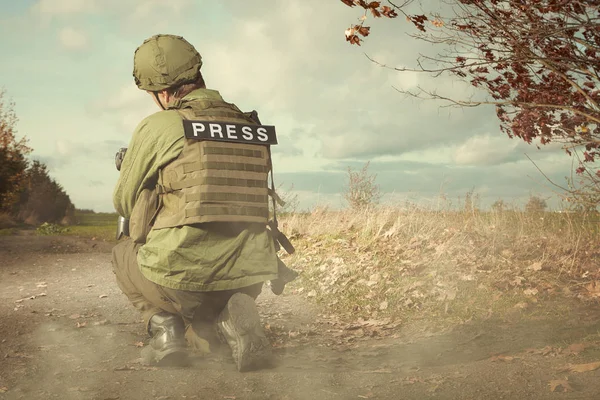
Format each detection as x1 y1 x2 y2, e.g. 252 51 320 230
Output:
0 90 74 227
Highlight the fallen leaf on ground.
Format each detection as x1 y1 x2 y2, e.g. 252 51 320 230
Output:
0 387 7 393
526 345 558 356
379 301 388 310
562 361 600 373
528 262 543 271
490 355 515 362
511 276 525 287
523 288 538 296
566 343 586 355
585 281 600 297
549 379 572 392
99 294 108 299
133 341 144 348
114 365 137 371
404 376 424 384
76 322 87 328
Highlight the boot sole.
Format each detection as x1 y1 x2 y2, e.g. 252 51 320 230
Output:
225 293 272 372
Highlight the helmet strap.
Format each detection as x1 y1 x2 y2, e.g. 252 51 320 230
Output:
153 92 166 110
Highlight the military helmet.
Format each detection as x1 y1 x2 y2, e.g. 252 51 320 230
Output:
133 34 202 92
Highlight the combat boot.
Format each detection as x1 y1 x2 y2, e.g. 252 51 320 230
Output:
141 312 189 367
270 259 299 295
217 293 273 372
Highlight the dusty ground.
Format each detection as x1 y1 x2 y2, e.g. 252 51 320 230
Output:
1 233 600 399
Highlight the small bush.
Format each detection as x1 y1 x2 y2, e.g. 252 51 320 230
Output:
525 195 548 213
36 222 69 236
343 161 381 210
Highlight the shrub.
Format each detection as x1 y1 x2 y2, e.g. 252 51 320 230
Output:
36 222 69 236
343 161 381 210
525 195 548 213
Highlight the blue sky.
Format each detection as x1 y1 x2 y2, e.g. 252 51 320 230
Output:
0 0 577 212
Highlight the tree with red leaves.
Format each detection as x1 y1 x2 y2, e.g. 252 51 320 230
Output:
0 90 74 224
0 89 31 212
340 0 600 208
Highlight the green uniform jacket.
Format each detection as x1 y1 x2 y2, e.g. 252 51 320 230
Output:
113 89 278 291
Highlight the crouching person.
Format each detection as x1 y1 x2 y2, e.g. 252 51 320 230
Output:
111 34 295 372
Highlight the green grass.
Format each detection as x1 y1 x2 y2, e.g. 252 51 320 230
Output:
61 211 120 242
0 210 119 241
62 225 117 242
74 211 120 226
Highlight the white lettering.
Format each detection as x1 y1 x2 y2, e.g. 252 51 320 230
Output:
256 127 268 142
226 124 238 139
209 123 223 138
191 122 205 137
241 126 253 140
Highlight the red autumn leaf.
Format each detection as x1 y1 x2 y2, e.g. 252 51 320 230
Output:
358 26 371 36
381 6 398 18
549 380 572 392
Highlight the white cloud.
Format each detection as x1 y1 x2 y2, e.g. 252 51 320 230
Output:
55 140 71 156
32 0 191 16
453 133 568 166
58 27 88 50
32 0 97 16
131 0 191 21
453 134 520 165
91 83 157 133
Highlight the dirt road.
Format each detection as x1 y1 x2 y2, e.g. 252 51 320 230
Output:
1 234 600 399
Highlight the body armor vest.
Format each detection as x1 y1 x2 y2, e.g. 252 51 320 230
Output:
152 99 272 230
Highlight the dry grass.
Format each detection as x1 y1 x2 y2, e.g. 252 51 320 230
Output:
279 206 600 328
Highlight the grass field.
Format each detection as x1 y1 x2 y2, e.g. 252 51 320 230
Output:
0 210 117 242
45 210 120 242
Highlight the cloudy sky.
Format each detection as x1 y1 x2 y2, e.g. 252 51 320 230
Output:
0 0 577 212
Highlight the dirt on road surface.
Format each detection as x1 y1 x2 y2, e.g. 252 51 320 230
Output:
1 234 600 399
